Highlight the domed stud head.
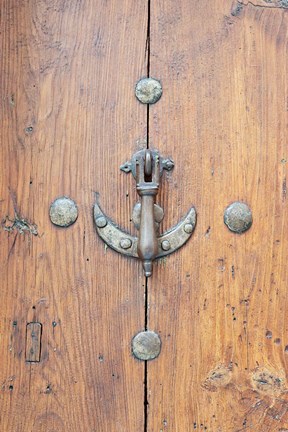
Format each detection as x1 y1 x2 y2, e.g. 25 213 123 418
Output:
49 197 78 227
132 330 161 361
135 78 162 104
224 202 252 234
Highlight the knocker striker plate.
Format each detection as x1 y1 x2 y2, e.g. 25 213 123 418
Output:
94 149 197 277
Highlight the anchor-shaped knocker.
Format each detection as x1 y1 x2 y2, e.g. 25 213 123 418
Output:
94 149 196 277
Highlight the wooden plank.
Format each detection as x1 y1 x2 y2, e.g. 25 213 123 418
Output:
26 323 42 363
0 1 147 430
149 0 288 430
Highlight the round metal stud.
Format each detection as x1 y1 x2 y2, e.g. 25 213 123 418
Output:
161 240 171 251
95 216 107 228
132 330 161 361
135 78 162 104
184 223 193 234
120 238 132 249
224 201 252 234
49 197 78 227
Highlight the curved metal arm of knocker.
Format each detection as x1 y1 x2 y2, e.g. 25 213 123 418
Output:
94 149 197 277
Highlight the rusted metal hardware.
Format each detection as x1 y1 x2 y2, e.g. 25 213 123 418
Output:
94 149 197 277
135 78 162 104
132 330 161 361
224 201 252 234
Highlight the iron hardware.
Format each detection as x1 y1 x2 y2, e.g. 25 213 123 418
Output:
224 201 252 234
132 330 162 361
135 77 163 104
94 149 196 277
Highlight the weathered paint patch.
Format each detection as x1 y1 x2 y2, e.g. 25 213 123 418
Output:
202 364 233 392
1 214 38 236
251 367 286 396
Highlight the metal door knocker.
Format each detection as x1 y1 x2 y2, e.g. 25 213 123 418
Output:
94 149 196 277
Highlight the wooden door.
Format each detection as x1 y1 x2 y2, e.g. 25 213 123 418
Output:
1 1 288 431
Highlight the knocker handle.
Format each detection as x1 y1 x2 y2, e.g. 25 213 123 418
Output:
137 192 158 277
136 150 160 276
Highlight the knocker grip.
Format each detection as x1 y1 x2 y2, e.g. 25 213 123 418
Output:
137 193 159 277
136 150 160 276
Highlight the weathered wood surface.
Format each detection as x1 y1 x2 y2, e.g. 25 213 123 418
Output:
0 1 147 430
148 0 288 430
2 1 288 431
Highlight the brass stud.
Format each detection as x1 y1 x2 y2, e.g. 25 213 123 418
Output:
135 78 162 104
224 201 252 234
132 330 161 361
49 197 78 227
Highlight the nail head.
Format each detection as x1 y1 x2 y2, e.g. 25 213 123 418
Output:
49 197 78 227
184 223 193 234
135 78 162 104
120 238 132 249
96 216 107 228
161 240 171 251
224 201 252 234
132 330 161 361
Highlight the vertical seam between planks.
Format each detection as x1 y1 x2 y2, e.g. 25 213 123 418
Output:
146 0 151 150
144 3 151 431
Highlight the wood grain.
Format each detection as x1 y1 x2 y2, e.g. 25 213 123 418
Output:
2 1 288 430
0 1 148 430
148 0 288 430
